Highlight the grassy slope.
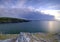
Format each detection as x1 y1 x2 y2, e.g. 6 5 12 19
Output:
0 34 18 40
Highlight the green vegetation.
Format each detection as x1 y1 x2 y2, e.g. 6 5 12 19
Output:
34 33 58 42
0 34 18 40
0 17 30 23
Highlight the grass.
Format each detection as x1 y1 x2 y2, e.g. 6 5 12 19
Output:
0 34 18 40
34 33 58 42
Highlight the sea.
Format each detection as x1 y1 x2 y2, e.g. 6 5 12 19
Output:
0 20 60 34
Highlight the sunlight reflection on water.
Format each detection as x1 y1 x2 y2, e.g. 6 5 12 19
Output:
47 21 60 33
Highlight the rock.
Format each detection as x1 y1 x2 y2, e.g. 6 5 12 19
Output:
16 32 30 42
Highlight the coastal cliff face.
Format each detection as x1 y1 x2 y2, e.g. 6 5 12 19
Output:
0 17 29 23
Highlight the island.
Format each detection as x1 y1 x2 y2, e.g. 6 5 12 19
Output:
0 17 30 23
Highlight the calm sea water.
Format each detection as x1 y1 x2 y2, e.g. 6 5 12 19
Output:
0 21 60 34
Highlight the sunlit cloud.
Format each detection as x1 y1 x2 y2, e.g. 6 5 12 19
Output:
40 10 60 20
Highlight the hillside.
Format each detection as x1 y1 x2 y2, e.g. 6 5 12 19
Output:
0 17 30 23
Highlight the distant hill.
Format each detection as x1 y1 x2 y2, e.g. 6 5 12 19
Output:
0 17 30 23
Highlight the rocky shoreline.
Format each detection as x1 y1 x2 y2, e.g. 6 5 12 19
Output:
0 32 60 42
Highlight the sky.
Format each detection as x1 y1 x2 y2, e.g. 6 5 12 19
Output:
0 0 60 20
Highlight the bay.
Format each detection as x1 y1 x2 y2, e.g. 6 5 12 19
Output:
0 21 60 34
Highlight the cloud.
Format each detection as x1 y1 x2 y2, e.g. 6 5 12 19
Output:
0 8 55 20
0 0 27 8
0 0 60 10
0 0 59 20
0 8 32 18
14 0 27 8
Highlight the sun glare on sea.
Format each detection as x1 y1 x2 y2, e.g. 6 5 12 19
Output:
40 10 60 20
40 10 60 32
